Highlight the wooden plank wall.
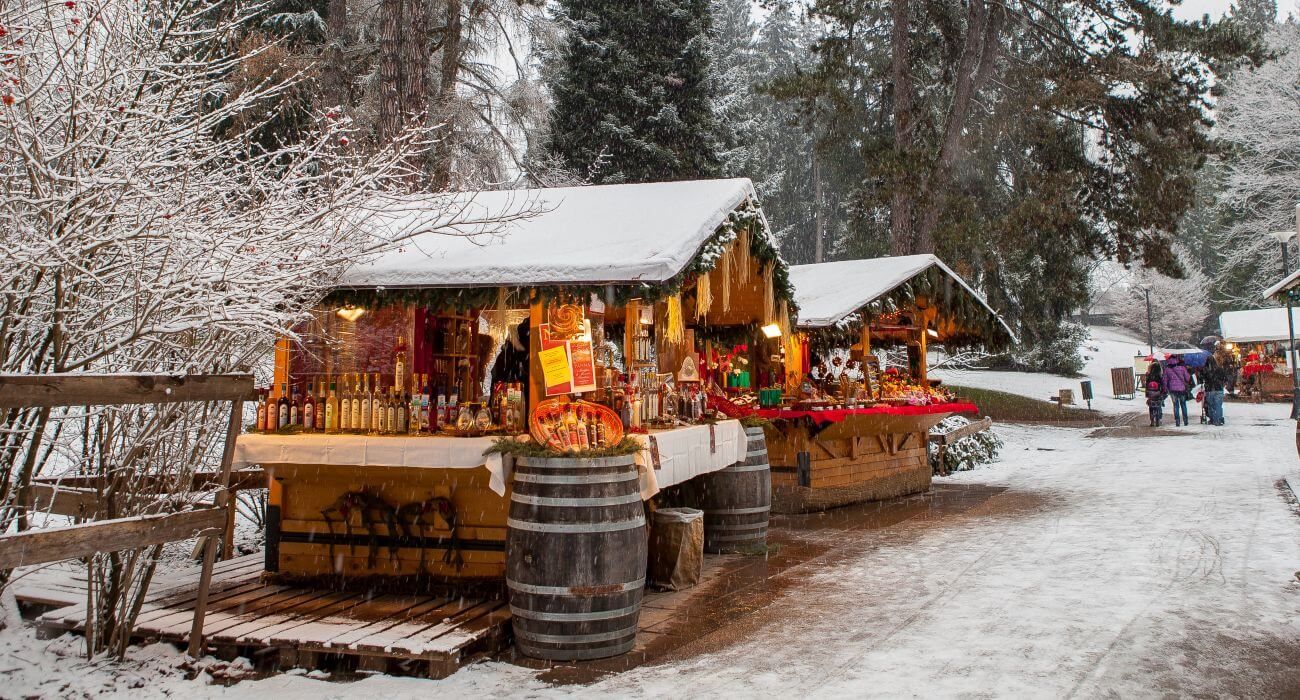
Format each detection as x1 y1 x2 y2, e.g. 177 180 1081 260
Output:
271 465 509 580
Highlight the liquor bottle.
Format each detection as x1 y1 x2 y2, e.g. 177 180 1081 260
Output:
448 390 459 428
396 385 408 434
435 389 447 430
289 386 300 427
313 381 325 430
339 375 352 432
576 408 590 449
409 378 421 434
587 408 598 446
255 389 267 433
456 402 474 431
350 374 362 432
360 373 372 434
367 373 379 432
474 402 492 431
301 383 314 431
277 383 289 429
418 374 431 433
394 336 408 394
387 388 398 434
322 380 335 432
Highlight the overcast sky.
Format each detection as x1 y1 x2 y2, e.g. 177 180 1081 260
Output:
1169 0 1290 20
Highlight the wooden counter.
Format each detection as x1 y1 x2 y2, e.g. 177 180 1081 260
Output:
761 408 963 513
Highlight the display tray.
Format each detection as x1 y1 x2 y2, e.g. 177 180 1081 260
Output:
756 401 978 425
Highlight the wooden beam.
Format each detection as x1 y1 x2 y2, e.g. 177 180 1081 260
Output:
28 483 100 519
929 416 993 445
0 508 225 570
31 469 267 493
0 374 255 409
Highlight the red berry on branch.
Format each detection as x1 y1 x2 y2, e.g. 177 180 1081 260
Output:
65 1 76 8
1 95 13 107
116 105 124 112
338 136 350 146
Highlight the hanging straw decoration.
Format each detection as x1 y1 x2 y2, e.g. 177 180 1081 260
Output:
735 227 753 284
763 263 776 326
695 271 712 321
778 299 790 338
720 248 733 313
666 293 685 345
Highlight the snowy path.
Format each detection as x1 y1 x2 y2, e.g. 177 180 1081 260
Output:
9 402 1300 698
190 402 1300 698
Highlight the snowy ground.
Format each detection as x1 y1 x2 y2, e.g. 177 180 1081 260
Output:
7 398 1298 698
934 326 1175 415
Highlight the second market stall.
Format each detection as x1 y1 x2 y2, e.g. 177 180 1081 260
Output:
766 255 1014 513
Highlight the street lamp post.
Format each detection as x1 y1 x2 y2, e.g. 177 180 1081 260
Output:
1137 282 1155 357
1269 226 1300 419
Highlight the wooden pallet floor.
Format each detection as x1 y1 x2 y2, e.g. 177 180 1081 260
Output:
32 555 510 678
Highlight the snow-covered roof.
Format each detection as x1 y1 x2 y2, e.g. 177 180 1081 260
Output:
1218 307 1300 343
1263 269 1300 299
788 255 1012 338
337 178 765 289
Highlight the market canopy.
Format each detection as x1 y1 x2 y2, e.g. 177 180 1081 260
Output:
787 255 1014 348
1218 307 1300 344
337 178 774 289
1263 269 1300 300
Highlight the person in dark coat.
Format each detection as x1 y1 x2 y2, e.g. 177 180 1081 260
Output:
1145 359 1167 427
1201 349 1230 426
1163 354 1196 427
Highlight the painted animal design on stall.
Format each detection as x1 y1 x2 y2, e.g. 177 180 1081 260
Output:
320 490 401 568
396 496 463 570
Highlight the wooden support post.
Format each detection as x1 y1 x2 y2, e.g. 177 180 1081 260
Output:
188 397 244 658
917 318 929 386
528 298 545 416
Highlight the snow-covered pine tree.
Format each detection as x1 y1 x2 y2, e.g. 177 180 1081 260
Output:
709 0 759 180
548 0 722 183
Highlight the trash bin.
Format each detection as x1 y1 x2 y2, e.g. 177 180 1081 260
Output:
648 507 704 591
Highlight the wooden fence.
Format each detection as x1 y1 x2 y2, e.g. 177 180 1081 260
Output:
0 372 253 657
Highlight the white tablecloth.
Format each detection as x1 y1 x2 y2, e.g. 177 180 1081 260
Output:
632 419 747 499
232 434 510 495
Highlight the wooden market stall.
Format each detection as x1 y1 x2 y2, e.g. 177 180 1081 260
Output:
1218 307 1297 398
232 178 797 660
764 255 1014 513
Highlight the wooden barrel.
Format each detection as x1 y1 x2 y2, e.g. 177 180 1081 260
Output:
506 454 646 661
696 426 771 553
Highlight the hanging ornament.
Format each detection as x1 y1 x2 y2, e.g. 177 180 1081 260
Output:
736 228 752 284
695 271 712 320
720 248 732 313
763 263 775 326
666 293 685 345
778 299 790 338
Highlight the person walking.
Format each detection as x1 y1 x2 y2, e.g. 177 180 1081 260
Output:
1201 351 1228 426
1163 354 1196 427
1145 358 1167 427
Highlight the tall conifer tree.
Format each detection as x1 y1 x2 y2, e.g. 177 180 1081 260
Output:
548 0 721 183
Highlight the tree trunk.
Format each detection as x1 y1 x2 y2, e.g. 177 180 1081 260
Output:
318 0 349 111
889 0 916 255
912 1 1004 253
429 0 464 190
376 0 403 144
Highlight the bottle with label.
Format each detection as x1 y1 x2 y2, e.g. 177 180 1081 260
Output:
340 376 353 432
258 387 271 429
302 384 314 431
315 381 327 430
368 373 381 432
276 383 289 429
325 379 338 432
396 386 408 434
456 402 474 431
576 408 590 449
360 373 372 434
394 336 408 394
448 391 459 428
289 386 300 427
350 374 363 432
409 377 421 434
435 389 447 430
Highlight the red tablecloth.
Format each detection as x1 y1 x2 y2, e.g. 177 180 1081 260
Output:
756 401 979 426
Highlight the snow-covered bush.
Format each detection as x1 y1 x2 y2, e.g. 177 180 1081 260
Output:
929 416 1003 473
0 0 512 657
1016 322 1089 376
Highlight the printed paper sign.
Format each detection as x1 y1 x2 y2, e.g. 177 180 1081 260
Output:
568 340 597 393
539 345 572 393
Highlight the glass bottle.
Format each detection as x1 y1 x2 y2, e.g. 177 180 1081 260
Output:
276 383 289 430
386 388 397 433
350 374 363 433
456 402 474 431
255 389 267 433
360 373 372 434
325 379 338 433
289 386 300 427
339 376 352 432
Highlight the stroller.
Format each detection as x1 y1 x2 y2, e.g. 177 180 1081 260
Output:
1196 388 1208 425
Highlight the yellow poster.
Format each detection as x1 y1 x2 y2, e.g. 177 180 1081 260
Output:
539 345 572 392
